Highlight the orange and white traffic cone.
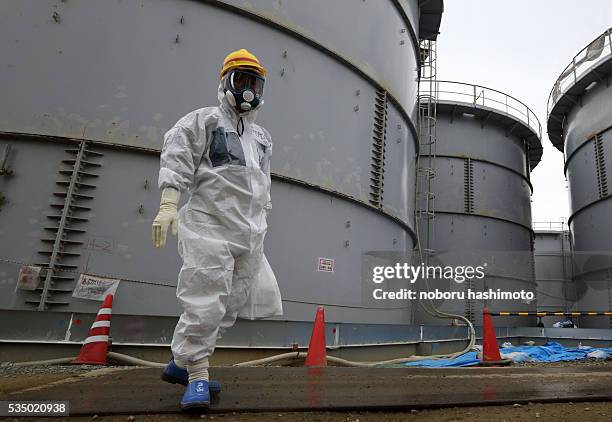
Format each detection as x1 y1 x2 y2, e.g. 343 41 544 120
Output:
480 306 510 366
73 294 113 365
305 306 327 367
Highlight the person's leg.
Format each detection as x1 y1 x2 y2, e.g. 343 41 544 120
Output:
171 223 236 410
171 231 235 374
217 245 264 336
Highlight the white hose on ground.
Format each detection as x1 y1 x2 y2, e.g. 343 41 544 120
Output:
9 352 165 368
232 352 303 367
106 351 166 368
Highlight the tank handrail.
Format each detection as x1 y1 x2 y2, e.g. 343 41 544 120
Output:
435 87 530 121
547 27 612 118
423 80 542 140
533 221 567 232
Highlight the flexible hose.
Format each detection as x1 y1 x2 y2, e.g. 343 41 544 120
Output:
406 108 477 360
7 331 475 369
232 352 302 367
8 352 164 368
107 352 166 368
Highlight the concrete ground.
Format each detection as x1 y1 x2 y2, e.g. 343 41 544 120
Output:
5 402 612 422
2 363 611 417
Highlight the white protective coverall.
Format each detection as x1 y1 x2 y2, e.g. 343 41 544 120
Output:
158 81 282 364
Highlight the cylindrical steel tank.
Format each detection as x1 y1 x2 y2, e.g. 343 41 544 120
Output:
533 225 575 327
547 28 612 329
0 1 443 346
416 81 542 327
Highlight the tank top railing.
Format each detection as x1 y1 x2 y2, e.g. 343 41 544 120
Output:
425 80 542 141
547 27 612 117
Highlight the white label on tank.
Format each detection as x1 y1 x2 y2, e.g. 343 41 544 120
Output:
318 257 334 273
72 274 120 301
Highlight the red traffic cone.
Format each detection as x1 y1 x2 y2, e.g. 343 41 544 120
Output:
481 306 502 362
305 306 327 367
74 294 113 365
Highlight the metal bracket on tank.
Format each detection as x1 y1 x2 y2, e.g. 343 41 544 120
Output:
0 144 14 176
30 141 103 310
594 134 608 199
369 89 388 208
463 158 474 214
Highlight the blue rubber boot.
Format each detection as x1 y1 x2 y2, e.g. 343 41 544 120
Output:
161 359 188 385
161 359 221 393
180 380 210 411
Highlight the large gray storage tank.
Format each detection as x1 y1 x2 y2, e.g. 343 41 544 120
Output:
416 81 542 327
533 225 575 327
547 28 612 329
0 1 443 346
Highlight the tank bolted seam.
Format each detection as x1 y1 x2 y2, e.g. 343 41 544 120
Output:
0 131 417 244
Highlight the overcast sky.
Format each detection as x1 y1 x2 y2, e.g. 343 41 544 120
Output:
437 0 612 224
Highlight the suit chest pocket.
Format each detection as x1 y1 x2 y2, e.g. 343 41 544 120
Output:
209 127 246 167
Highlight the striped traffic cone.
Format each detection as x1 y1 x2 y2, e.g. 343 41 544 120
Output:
481 307 502 362
305 306 327 367
479 306 511 366
73 294 113 365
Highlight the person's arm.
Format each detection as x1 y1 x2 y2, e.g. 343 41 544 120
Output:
153 112 206 248
158 123 200 194
261 129 273 213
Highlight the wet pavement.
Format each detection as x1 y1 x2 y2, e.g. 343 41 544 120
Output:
6 366 612 415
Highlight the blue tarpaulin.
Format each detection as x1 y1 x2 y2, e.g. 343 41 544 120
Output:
404 342 612 367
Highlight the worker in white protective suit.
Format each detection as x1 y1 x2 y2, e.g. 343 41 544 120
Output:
151 49 282 411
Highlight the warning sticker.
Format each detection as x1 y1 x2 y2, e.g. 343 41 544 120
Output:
72 274 120 301
16 266 42 291
318 257 335 273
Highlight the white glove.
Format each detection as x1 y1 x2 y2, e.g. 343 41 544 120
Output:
152 187 180 248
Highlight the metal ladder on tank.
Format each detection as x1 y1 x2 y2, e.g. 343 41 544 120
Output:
417 39 438 264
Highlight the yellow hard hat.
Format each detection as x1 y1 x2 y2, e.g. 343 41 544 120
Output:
220 49 268 79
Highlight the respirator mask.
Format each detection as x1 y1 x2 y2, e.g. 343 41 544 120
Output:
223 69 265 113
